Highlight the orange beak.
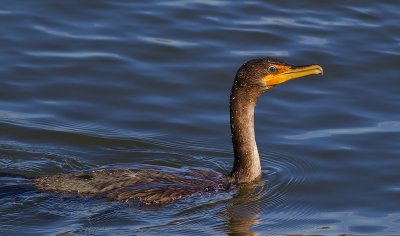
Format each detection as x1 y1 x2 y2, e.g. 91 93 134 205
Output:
263 64 323 86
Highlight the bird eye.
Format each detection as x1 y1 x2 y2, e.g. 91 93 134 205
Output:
268 66 277 73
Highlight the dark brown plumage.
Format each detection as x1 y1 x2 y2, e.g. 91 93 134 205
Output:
33 167 230 204
33 58 323 204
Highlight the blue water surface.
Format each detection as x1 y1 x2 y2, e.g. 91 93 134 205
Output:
0 1 399 235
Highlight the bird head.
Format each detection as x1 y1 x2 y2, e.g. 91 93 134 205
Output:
234 58 323 92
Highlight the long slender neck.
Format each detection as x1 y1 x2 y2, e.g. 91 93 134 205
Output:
229 86 262 184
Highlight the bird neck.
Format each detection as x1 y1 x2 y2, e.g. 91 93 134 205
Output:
229 87 262 184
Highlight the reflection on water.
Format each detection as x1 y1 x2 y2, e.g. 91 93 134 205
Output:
224 183 263 235
1 0 400 235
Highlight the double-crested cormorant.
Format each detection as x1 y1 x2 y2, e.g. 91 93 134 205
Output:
33 58 323 204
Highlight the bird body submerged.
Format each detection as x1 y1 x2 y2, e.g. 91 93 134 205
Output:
33 166 231 204
33 58 323 204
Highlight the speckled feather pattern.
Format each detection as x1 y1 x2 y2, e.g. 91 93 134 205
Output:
33 168 233 205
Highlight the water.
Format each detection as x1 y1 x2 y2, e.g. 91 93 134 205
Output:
0 1 399 235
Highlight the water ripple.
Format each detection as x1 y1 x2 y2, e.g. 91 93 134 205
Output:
299 36 329 46
26 51 124 60
286 121 400 140
231 50 289 57
0 10 11 15
157 0 231 7
137 36 197 47
233 17 306 27
33 25 118 41
233 16 380 28
262 151 311 209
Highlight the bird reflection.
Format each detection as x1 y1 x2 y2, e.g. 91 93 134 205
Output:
224 180 264 235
